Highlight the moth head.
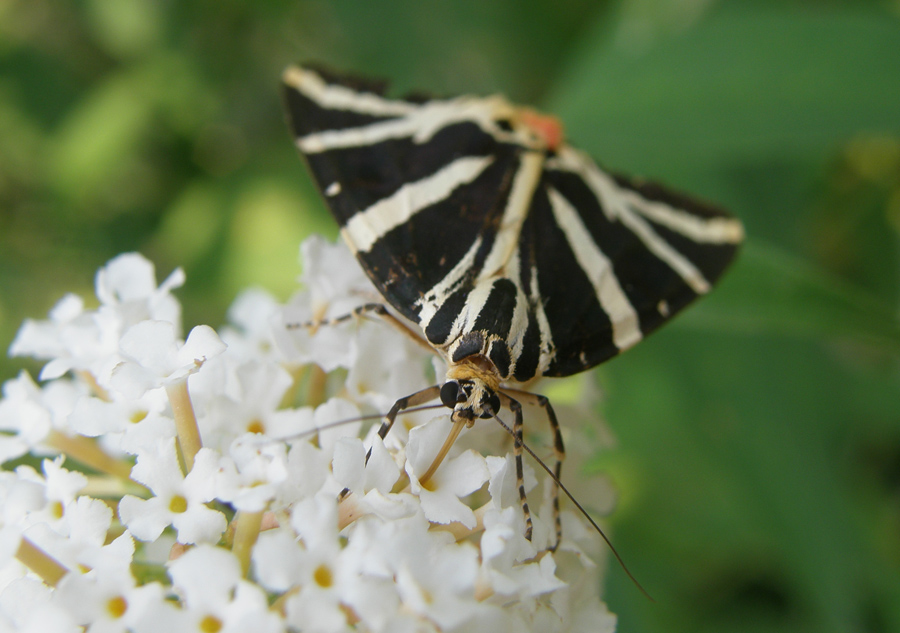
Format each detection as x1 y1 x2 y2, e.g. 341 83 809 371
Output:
440 378 500 423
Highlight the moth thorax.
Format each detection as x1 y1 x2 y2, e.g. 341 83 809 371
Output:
445 355 501 393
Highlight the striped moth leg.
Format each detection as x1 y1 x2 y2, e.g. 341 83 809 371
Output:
337 384 441 501
495 391 534 543
498 389 565 550
286 302 433 353
373 384 442 445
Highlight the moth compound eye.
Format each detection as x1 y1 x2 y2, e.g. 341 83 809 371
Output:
440 381 460 409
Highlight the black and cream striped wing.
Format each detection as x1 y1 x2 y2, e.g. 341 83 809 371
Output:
524 149 742 376
282 65 524 325
282 65 743 380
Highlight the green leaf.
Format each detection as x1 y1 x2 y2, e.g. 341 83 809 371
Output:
551 4 900 182
684 239 900 355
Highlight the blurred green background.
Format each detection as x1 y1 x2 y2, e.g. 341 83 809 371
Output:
2 1 899 631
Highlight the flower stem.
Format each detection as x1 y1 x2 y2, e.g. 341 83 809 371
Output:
232 510 265 577
307 364 328 408
279 364 307 409
82 474 148 498
16 536 68 586
47 430 134 480
75 369 111 401
166 379 201 472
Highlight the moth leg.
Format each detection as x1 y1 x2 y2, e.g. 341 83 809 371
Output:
338 384 441 500
497 392 534 542
287 302 434 353
374 384 442 444
502 388 565 551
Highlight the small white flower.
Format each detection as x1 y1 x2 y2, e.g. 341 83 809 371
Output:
282 494 391 633
277 439 331 506
292 398 362 459
10 253 185 387
13 465 116 571
8 294 100 382
53 534 166 633
282 539 352 633
274 236 386 373
215 435 288 512
406 418 490 529
118 439 226 544
394 540 481 630
332 436 400 497
0 373 84 464
299 235 376 311
201 360 295 450
168 545 284 633
0 468 47 532
220 287 283 362
481 516 566 601
0 577 81 633
56 577 167 633
94 253 184 327
109 321 226 399
1 460 111 563
344 322 433 412
67 388 174 455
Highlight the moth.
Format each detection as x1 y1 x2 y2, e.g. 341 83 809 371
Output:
281 64 743 551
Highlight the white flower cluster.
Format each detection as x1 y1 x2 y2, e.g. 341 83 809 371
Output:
0 237 617 633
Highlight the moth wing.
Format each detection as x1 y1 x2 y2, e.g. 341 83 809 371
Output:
282 65 525 325
520 147 742 377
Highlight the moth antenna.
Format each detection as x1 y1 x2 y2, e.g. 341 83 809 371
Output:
274 403 446 443
489 410 654 602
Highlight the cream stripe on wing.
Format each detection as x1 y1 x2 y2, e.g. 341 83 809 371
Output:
341 155 494 254
552 147 713 295
544 147 743 246
297 97 518 154
622 191 744 244
615 205 711 294
415 236 483 331
501 249 531 366
477 151 544 282
547 187 643 352
298 117 425 153
529 263 556 374
283 66 418 117
445 277 497 349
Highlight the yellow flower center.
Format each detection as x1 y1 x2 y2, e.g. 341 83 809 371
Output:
50 500 64 520
199 614 223 633
313 563 333 588
105 595 128 619
421 479 437 492
169 495 188 513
